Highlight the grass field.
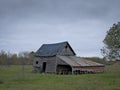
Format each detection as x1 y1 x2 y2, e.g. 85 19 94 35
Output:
0 63 120 90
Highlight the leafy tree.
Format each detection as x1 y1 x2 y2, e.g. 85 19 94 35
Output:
101 22 120 60
0 50 8 65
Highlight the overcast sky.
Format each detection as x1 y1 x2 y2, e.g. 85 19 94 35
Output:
0 0 120 57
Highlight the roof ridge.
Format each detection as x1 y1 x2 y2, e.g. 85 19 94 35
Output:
35 41 75 57
43 41 68 45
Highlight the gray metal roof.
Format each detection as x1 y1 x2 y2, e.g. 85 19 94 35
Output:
35 41 76 56
57 55 104 67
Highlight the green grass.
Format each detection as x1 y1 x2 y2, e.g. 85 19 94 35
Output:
0 64 120 90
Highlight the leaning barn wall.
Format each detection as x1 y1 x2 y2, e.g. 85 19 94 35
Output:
33 57 57 73
72 66 105 73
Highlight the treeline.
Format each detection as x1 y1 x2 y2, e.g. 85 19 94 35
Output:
0 50 116 66
0 50 34 65
82 57 116 65
82 57 105 64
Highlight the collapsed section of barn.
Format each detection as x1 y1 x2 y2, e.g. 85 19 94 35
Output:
33 41 104 74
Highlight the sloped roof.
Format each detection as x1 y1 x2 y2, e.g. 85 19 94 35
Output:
57 55 104 67
35 41 76 56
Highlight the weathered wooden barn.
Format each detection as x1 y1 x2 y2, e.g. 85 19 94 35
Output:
33 41 104 74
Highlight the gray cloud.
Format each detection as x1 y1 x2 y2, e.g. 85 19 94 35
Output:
0 0 120 57
0 0 120 20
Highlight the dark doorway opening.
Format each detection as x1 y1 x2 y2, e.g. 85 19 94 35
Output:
42 62 46 72
57 65 72 74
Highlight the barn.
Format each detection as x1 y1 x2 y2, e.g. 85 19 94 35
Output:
33 41 104 74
